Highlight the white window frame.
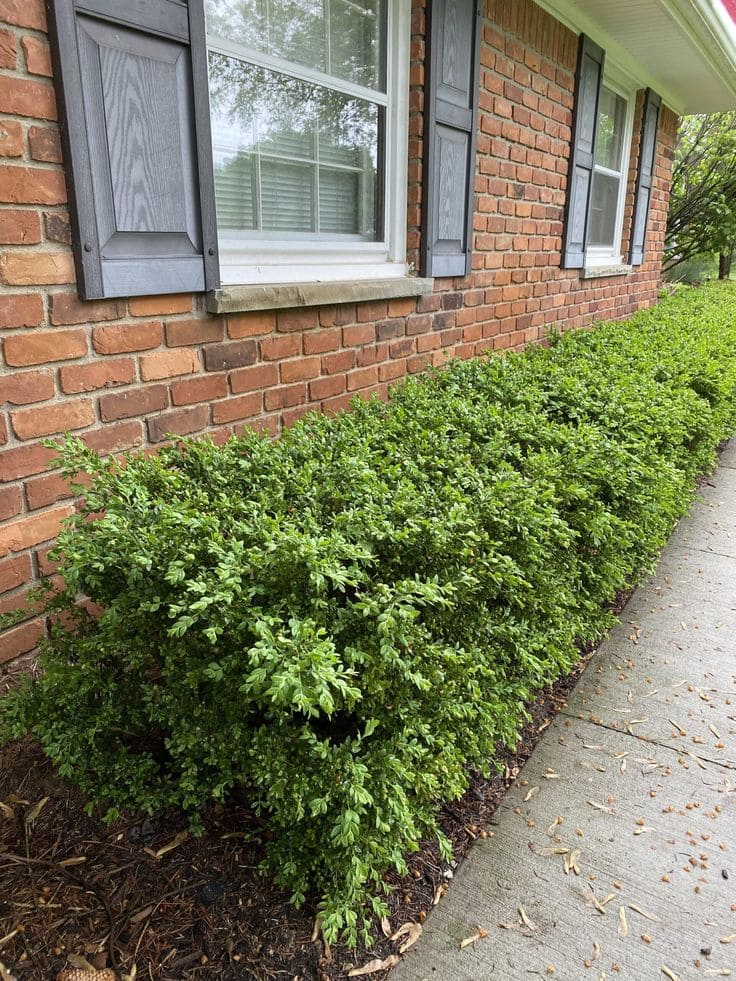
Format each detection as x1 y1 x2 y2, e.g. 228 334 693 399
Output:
205 0 411 287
585 69 636 268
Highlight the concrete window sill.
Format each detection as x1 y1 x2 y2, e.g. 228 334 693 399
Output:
581 264 633 280
206 277 435 315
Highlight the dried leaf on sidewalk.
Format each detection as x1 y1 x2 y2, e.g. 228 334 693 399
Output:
704 972 732 978
518 906 537 931
588 800 616 814
618 907 628 938
720 934 736 944
348 955 400 976
390 922 422 953
661 966 680 981
524 786 540 802
459 927 489 949
628 903 661 923
432 883 447 906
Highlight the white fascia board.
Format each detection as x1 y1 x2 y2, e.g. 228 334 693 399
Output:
532 0 736 113
664 0 736 104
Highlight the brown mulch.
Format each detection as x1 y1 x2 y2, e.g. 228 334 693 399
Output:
0 597 631 981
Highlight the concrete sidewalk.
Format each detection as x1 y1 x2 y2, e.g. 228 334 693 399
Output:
393 442 736 981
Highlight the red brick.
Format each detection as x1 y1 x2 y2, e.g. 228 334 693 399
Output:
322 350 356 374
303 328 341 355
25 472 74 510
0 369 55 404
0 553 31 593
0 485 22 522
230 363 279 393
0 119 23 157
128 294 192 317
260 334 301 361
147 406 209 443
203 340 257 371
21 34 52 76
0 618 45 664
11 398 94 440
0 504 73 557
0 164 66 206
280 356 320 383
0 28 16 69
3 329 87 366
0 250 74 285
379 360 408 383
50 292 125 325
211 393 262 424
388 297 418 317
277 308 319 332
60 359 135 394
0 415 7 445
347 366 379 391
92 321 163 355
165 317 223 347
171 373 228 406
0 0 47 31
356 300 388 323
309 375 346 400
342 323 375 346
322 392 354 416
44 211 71 244
99 385 168 422
0 293 44 329
264 383 307 411
28 124 62 162
0 75 56 119
0 209 42 244
82 420 143 455
227 311 275 338
0 442 55 481
140 348 199 381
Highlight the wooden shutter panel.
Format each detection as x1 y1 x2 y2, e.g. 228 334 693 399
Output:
47 0 220 299
421 0 481 279
562 35 605 269
629 89 662 266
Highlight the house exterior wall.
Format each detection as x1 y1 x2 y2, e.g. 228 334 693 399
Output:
0 0 677 665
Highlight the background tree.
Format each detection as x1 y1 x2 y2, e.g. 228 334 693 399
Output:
665 112 736 279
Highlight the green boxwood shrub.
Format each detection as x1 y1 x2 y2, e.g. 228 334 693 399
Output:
3 283 736 944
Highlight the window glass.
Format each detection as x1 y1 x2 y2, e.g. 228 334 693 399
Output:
594 87 626 171
209 54 380 239
205 0 384 91
588 85 628 252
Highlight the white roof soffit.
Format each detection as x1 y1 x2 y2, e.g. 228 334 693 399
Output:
534 0 736 114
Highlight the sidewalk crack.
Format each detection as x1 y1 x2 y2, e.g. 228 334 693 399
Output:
559 708 736 772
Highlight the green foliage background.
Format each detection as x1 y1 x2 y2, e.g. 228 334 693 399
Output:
3 283 736 945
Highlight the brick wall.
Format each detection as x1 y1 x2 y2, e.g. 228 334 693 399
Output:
0 0 677 665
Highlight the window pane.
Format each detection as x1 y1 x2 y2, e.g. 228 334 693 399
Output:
205 0 384 91
595 86 626 172
209 52 381 238
588 171 621 248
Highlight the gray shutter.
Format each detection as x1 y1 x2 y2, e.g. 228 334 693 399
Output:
421 0 481 279
47 0 219 299
629 88 661 266
562 35 605 269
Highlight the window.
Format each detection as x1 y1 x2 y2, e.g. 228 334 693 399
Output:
586 81 633 266
204 0 410 286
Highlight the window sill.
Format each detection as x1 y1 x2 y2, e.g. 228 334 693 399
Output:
206 277 434 315
581 264 632 280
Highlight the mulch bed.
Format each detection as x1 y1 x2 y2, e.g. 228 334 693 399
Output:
0 596 630 981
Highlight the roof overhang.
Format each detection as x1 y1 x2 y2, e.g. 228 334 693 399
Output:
534 0 736 113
